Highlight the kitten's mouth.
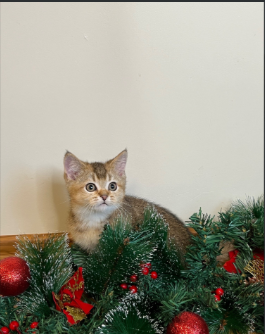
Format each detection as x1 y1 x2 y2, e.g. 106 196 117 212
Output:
96 202 109 211
96 200 111 210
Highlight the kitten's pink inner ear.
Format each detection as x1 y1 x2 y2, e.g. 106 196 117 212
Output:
64 154 82 180
112 150 127 176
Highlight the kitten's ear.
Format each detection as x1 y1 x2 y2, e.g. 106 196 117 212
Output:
110 149 127 177
64 151 83 180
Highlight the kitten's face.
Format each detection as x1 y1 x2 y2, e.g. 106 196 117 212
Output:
63 150 127 215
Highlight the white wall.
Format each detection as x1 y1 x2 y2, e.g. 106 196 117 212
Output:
1 2 263 235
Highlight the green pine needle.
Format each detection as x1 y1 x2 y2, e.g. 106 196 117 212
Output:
96 293 163 334
15 233 73 316
0 196 262 334
81 216 154 295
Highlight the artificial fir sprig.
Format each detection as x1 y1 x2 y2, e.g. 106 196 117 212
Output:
153 280 193 325
0 197 263 333
229 196 264 250
0 297 19 327
15 233 73 316
82 216 155 296
183 197 264 334
139 206 184 281
71 243 89 269
96 292 163 334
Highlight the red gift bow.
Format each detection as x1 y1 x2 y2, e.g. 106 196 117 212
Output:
52 267 93 325
223 249 264 274
223 249 241 274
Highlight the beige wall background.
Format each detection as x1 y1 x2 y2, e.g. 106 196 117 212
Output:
1 2 263 236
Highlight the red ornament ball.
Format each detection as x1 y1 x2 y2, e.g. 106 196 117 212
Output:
142 267 149 275
150 271 158 279
214 294 221 302
9 321 19 331
130 274 138 282
30 322 39 329
167 311 209 334
120 283 128 290
215 288 224 296
0 257 30 297
129 285 138 293
0 327 10 334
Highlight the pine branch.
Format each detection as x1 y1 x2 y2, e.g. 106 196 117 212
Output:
96 292 163 334
139 207 184 281
0 297 18 327
71 243 89 269
153 280 192 325
1 197 261 334
82 216 154 296
15 233 73 316
203 308 249 334
230 196 264 250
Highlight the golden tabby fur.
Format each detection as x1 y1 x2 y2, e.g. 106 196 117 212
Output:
64 150 191 254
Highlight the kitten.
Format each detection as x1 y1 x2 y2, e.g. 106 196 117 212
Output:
63 149 191 254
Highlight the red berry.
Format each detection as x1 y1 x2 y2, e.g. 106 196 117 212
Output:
30 322 39 329
120 283 128 290
129 285 138 293
9 322 19 331
150 271 158 279
142 267 149 275
130 274 138 282
215 288 224 296
214 294 221 302
0 327 10 334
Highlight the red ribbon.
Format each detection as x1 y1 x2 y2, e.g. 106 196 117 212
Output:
223 248 264 274
52 267 93 325
223 249 241 273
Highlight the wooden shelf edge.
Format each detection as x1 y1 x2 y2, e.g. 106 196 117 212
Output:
0 232 69 260
0 228 196 260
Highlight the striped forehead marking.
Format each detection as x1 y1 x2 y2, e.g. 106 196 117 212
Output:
91 162 107 179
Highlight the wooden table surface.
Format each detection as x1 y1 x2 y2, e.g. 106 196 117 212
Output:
0 228 198 260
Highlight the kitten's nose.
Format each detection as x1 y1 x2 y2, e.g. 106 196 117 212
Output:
101 195 108 201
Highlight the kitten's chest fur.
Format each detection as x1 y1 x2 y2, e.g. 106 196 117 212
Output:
69 204 116 251
69 195 191 253
73 204 116 226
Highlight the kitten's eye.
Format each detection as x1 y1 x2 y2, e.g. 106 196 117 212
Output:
108 182 117 191
86 183 97 192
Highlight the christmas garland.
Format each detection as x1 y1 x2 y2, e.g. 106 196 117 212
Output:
0 196 263 334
